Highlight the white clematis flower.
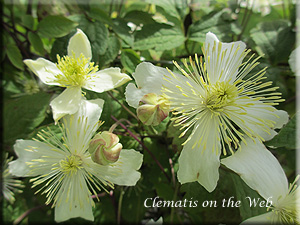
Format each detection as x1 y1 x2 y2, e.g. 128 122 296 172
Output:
8 99 143 222
163 32 289 192
24 29 131 121
125 62 171 125
2 153 24 204
125 62 168 108
221 138 299 224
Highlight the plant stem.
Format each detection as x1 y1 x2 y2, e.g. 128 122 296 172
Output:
117 188 125 225
107 91 139 121
111 115 171 182
13 204 47 225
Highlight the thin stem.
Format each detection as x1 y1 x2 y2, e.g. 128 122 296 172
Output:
111 115 171 182
170 182 180 224
13 204 47 225
107 91 139 121
109 118 134 133
169 158 176 187
117 187 125 225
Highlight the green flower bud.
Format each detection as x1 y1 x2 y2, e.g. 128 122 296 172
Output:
88 131 122 165
137 93 170 126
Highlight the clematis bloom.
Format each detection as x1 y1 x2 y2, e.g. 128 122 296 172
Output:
125 62 170 125
163 32 288 192
24 29 131 121
221 138 299 224
9 99 143 222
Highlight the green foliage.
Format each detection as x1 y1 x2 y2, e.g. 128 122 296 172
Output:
6 43 24 70
250 20 295 64
266 112 297 149
134 24 185 51
4 92 51 146
38 15 78 38
2 0 297 224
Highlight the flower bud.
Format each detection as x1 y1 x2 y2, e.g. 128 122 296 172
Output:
88 131 122 165
137 93 170 126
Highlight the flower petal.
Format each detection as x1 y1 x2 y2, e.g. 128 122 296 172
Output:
9 140 59 177
228 98 289 141
24 58 61 85
54 172 94 222
221 138 289 205
50 86 82 122
241 212 274 224
98 149 143 186
67 28 92 60
205 32 246 83
125 62 169 108
83 68 131 93
63 98 104 154
177 120 221 192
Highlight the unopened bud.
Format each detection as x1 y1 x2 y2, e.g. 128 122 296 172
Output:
88 131 122 165
137 93 170 126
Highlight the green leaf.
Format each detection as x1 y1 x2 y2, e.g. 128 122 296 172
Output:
98 35 121 68
88 7 113 26
37 15 78 38
265 112 297 149
229 173 268 221
6 43 24 70
145 0 181 19
4 92 51 145
134 23 185 51
123 10 156 25
77 18 109 56
111 18 134 47
50 33 70 60
120 49 141 74
21 14 35 30
28 32 45 55
250 20 295 64
188 9 241 43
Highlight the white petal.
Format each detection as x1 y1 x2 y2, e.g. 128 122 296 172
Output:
9 140 55 177
62 98 104 154
221 138 289 205
83 68 131 93
177 120 221 192
125 62 169 108
24 58 61 85
54 172 94 222
228 98 289 141
241 212 274 224
67 28 92 60
205 32 246 83
50 86 82 122
98 149 143 186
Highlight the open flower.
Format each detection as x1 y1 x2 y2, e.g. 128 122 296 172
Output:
221 138 299 224
125 62 170 125
9 99 143 222
24 29 131 121
163 32 288 192
2 153 24 204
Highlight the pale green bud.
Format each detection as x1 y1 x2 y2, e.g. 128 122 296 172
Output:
88 131 122 165
137 93 170 126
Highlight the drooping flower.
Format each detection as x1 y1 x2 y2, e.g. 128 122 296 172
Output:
221 138 299 224
9 99 143 222
2 153 24 203
125 62 170 125
24 29 131 121
162 32 288 192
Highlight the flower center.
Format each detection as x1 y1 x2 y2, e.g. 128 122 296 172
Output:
60 155 83 175
55 53 98 87
204 81 238 112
